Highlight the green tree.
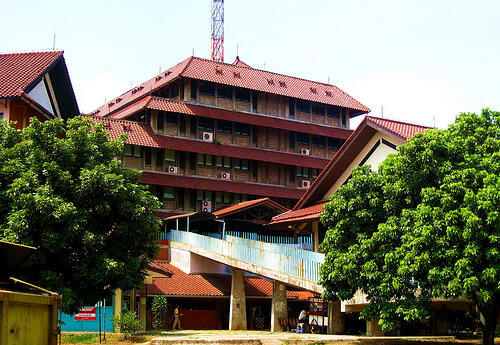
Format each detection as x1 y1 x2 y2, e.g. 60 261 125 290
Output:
112 311 142 339
151 295 169 330
320 109 499 344
0 116 162 313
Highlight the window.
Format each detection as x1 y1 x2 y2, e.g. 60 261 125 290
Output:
327 106 339 118
189 153 196 170
191 79 197 99
177 188 184 209
235 123 250 136
145 148 152 165
217 84 233 99
234 159 249 170
164 149 176 163
166 113 178 126
312 168 320 179
313 136 325 147
179 115 186 133
170 83 179 98
197 190 213 201
198 118 214 131
216 191 223 203
328 138 344 150
216 156 232 168
252 92 258 112
163 187 175 199
290 132 295 149
252 126 258 145
124 144 142 157
252 160 258 178
156 186 164 202
198 154 213 166
297 167 310 178
341 108 347 127
233 193 241 204
217 120 233 134
190 117 197 135
288 98 295 118
157 112 164 130
223 192 231 203
199 81 215 96
0 113 3 120
311 103 324 116
156 150 164 166
296 99 310 113
296 133 310 145
235 88 250 102
179 151 186 169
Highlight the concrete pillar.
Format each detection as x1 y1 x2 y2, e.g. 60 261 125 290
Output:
113 288 123 332
366 318 384 336
312 221 320 252
139 296 147 330
229 268 247 330
327 300 344 334
270 280 287 332
129 289 136 313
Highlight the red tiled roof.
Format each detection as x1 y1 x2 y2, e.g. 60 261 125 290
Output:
232 57 253 69
0 51 63 98
285 116 432 214
212 197 288 217
148 261 173 276
89 116 330 169
148 262 314 299
271 202 326 224
109 96 353 140
92 56 369 117
140 171 304 200
366 116 430 140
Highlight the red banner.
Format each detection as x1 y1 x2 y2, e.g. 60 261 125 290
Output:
75 307 96 321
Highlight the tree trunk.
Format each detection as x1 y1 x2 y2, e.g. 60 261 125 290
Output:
478 306 498 345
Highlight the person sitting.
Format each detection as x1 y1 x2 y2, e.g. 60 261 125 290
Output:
296 309 308 333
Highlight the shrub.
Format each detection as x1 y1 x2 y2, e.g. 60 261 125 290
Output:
152 295 169 330
112 311 141 338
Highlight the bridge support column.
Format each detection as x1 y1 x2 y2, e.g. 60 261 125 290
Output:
327 300 344 334
229 268 247 330
270 280 287 332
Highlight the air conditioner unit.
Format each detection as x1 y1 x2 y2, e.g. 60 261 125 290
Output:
301 180 311 188
201 200 212 212
166 166 178 174
300 148 310 155
220 172 231 180
202 132 214 142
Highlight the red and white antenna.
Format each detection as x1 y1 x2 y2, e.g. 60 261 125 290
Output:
211 0 224 62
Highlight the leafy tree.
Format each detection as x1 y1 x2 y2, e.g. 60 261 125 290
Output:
0 116 162 313
152 295 169 330
320 109 499 344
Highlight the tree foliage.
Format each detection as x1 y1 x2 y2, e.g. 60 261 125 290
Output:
320 109 499 343
0 116 162 313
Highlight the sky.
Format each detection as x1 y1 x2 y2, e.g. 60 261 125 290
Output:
2 0 499 129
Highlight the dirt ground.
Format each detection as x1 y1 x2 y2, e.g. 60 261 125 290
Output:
61 330 500 345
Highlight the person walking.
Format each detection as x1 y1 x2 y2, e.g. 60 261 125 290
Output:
172 305 182 330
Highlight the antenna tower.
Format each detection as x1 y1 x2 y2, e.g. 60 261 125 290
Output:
211 0 224 62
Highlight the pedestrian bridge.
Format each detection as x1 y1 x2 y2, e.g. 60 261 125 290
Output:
169 230 325 293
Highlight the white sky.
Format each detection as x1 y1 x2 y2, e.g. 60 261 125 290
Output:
2 0 499 129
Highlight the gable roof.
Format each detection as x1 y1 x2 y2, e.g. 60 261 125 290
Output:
0 51 63 98
91 56 370 117
269 116 431 225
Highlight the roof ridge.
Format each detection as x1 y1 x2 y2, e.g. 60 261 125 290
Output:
366 115 432 129
0 50 63 56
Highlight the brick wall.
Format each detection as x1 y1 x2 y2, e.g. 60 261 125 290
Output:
123 156 143 170
217 98 233 109
312 114 326 124
267 127 280 150
267 163 280 185
234 135 250 146
197 165 215 177
266 94 280 116
234 169 250 182
234 100 250 112
216 132 233 145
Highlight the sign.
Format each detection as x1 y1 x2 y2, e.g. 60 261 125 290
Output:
75 307 96 321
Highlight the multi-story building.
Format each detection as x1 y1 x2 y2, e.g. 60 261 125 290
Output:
90 56 369 215
0 51 79 128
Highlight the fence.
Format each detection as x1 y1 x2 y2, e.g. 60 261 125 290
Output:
171 230 324 282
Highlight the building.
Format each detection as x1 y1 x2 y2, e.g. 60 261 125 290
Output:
0 51 79 128
89 56 369 215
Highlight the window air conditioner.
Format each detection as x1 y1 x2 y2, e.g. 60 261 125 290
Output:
220 172 231 180
202 132 214 142
201 200 212 212
300 148 310 155
301 180 311 188
166 166 178 174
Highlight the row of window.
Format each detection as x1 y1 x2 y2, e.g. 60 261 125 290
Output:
155 186 251 208
289 132 345 149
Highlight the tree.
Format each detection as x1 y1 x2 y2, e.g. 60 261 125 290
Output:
320 109 499 344
151 295 169 330
0 116 162 313
112 311 142 339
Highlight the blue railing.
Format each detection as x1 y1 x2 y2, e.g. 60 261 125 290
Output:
171 230 324 282
225 230 313 250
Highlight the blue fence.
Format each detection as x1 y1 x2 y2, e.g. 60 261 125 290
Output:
171 230 324 282
225 230 313 250
61 306 114 332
